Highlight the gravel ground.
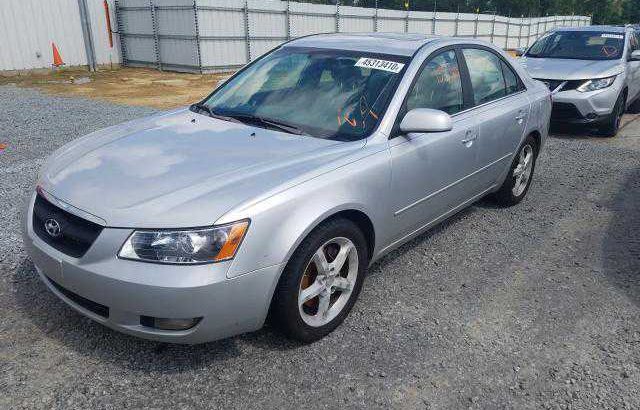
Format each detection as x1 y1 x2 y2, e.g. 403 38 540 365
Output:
1 85 640 409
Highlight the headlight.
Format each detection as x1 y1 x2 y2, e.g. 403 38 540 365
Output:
118 220 249 264
576 76 616 93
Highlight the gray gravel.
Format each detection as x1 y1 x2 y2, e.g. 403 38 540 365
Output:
1 84 640 409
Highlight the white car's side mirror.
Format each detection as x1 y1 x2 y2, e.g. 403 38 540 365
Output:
629 50 640 61
399 108 453 134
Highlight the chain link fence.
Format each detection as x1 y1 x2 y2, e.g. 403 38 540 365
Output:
115 0 591 73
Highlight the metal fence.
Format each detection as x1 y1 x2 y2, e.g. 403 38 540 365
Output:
0 0 120 72
115 0 591 73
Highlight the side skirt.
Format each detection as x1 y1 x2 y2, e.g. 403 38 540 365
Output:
371 184 497 264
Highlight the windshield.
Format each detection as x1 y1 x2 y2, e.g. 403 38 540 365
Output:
525 31 626 60
201 47 408 141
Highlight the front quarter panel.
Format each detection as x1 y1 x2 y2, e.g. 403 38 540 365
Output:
220 140 392 279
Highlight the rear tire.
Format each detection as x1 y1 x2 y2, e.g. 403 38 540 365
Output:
271 218 368 343
491 135 538 207
597 92 626 137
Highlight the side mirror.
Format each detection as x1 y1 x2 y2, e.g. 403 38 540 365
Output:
399 108 453 134
630 50 640 61
514 47 526 57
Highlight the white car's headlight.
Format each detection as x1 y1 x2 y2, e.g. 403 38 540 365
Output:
576 76 616 93
118 220 249 264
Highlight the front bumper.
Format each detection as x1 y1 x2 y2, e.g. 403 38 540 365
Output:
550 79 623 124
550 102 610 124
22 193 282 344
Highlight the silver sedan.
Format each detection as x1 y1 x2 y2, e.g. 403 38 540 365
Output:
23 33 551 344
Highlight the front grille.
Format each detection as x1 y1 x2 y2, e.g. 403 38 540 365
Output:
32 194 103 258
551 102 584 120
536 78 564 91
535 78 583 92
46 275 109 318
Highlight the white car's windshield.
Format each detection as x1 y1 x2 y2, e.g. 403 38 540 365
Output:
201 47 408 141
525 31 626 61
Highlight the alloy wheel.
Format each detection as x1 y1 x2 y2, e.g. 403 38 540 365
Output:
298 237 358 327
512 144 534 197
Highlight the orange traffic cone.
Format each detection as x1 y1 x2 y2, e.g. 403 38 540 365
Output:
52 42 64 67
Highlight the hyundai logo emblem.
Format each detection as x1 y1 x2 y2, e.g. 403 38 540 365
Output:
44 218 62 238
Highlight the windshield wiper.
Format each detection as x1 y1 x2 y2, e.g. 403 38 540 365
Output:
190 102 212 116
224 113 307 136
190 103 244 124
190 105 307 135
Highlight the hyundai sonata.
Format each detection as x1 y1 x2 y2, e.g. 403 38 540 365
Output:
23 33 551 343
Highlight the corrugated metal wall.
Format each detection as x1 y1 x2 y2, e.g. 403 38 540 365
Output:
88 0 122 67
0 0 120 71
0 0 590 73
117 0 591 73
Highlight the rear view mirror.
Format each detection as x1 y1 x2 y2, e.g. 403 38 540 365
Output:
400 108 453 134
630 50 640 61
514 47 526 57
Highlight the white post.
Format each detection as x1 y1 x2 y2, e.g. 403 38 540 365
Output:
431 0 437 35
243 0 251 63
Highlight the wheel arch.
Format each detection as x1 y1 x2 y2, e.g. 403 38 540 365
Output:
282 206 377 272
265 206 377 318
321 209 376 260
528 130 542 156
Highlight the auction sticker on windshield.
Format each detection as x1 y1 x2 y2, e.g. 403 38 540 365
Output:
355 58 405 73
601 33 624 39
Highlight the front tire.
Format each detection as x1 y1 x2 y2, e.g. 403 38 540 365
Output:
628 96 640 114
271 218 368 343
597 92 625 137
491 135 538 207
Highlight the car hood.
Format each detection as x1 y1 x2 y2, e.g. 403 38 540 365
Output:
39 109 362 228
519 57 625 80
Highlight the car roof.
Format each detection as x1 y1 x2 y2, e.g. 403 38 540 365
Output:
284 33 443 57
550 25 628 33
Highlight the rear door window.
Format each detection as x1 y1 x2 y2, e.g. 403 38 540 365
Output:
630 32 639 51
462 48 506 105
502 61 522 95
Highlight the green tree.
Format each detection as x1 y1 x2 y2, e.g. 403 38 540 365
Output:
304 0 638 22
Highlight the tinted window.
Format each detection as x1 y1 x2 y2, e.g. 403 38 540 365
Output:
463 48 506 105
525 31 625 60
502 61 521 95
405 50 464 115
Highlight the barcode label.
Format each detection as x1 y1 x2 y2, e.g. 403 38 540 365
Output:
601 33 624 39
355 58 405 73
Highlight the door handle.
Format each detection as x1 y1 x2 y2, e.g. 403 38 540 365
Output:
461 130 477 145
515 112 527 122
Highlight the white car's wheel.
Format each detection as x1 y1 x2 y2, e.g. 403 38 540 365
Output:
597 92 626 137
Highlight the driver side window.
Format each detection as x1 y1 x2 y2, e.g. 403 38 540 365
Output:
405 50 464 115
